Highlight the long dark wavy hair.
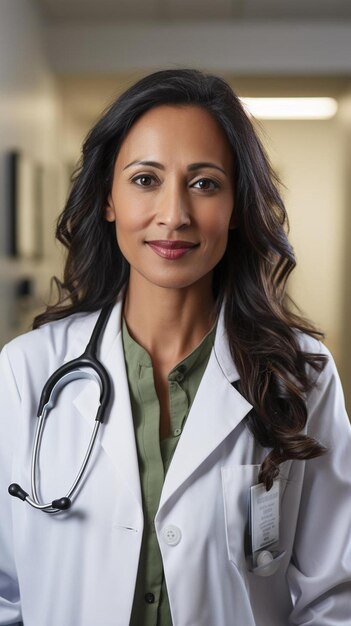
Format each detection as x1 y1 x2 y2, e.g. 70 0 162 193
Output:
33 68 327 490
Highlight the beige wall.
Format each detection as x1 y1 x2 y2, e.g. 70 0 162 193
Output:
261 108 350 409
262 118 345 357
0 0 64 345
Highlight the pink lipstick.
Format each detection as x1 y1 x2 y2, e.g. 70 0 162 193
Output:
146 240 198 260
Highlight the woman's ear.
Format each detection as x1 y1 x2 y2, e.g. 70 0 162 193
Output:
104 196 116 223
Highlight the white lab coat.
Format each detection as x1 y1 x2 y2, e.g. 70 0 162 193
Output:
0 290 350 626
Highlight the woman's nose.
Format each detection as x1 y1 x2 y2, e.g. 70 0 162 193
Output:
156 183 191 228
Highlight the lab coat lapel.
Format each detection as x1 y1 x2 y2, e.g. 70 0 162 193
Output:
68 290 142 513
158 305 253 510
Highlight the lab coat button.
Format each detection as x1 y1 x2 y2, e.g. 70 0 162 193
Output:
162 524 182 546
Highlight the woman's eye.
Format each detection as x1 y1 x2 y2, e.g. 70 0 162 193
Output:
132 175 156 187
192 178 219 191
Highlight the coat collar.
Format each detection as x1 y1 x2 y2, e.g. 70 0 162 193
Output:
63 287 241 383
68 288 252 513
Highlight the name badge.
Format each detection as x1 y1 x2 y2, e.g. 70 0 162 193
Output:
249 479 280 557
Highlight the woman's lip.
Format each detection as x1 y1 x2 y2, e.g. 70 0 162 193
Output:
146 240 198 249
146 242 198 260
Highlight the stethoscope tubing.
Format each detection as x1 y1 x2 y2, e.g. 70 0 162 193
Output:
8 301 115 513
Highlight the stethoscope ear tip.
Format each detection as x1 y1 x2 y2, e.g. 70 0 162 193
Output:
8 483 28 501
52 497 71 511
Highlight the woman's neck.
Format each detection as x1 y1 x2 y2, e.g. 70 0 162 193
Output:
122 272 217 367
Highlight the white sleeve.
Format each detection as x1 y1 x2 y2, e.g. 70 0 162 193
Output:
287 347 351 625
0 346 22 625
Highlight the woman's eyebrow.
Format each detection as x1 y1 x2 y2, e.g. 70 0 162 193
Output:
123 159 227 175
187 162 227 175
123 160 162 171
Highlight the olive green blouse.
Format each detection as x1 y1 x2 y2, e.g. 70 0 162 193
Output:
121 318 217 626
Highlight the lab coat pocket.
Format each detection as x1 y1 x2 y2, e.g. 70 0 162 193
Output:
221 464 261 572
221 463 290 577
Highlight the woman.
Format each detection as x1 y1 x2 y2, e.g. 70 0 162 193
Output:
0 69 350 626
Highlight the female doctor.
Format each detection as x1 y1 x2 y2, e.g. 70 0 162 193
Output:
1 69 351 626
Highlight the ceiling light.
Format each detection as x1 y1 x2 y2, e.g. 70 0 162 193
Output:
240 97 338 120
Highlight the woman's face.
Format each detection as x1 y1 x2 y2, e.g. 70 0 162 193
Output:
105 104 235 292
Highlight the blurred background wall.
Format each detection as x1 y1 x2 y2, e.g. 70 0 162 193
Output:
0 0 350 409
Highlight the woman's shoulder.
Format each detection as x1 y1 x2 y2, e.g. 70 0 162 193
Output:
294 329 336 384
2 309 98 374
292 329 346 409
294 328 329 357
295 330 348 420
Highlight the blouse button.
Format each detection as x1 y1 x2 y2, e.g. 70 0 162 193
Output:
144 592 155 604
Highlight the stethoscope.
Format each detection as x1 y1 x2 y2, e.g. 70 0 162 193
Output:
8 302 115 514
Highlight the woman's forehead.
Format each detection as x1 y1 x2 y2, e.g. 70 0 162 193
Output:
115 104 234 171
